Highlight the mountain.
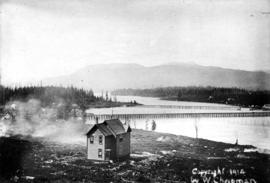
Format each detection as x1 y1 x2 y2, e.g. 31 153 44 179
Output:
43 63 270 91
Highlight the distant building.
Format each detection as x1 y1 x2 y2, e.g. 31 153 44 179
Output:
86 119 131 161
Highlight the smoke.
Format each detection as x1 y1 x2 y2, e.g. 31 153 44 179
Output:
0 98 89 145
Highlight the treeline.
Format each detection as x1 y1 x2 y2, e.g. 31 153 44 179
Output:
112 87 270 107
0 86 103 110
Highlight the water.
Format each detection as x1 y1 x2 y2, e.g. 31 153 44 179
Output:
126 117 270 150
115 95 233 106
89 95 270 151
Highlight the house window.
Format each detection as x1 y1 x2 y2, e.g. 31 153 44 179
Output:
99 135 103 145
119 136 123 142
98 149 102 158
89 136 94 144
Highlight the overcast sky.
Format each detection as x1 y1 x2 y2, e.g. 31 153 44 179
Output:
1 0 270 84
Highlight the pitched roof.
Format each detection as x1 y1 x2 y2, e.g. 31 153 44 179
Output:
86 119 131 137
97 123 114 136
104 119 126 135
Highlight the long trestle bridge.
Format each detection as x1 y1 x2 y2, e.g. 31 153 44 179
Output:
87 111 270 122
141 105 240 110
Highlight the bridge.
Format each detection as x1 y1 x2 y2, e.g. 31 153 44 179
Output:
139 105 239 110
86 111 270 122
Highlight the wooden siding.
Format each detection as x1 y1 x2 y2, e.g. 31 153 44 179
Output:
87 129 105 160
116 132 131 159
105 136 117 160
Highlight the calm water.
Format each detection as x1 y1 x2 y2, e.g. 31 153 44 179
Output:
90 94 270 151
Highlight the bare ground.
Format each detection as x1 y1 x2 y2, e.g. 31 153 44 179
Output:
0 129 269 183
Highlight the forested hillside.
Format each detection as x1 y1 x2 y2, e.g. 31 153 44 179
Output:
112 87 270 107
0 86 128 116
0 86 99 109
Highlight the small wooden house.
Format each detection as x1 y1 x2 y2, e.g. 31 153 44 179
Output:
86 119 131 161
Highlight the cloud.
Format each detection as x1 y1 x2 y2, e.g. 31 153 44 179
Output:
1 0 270 84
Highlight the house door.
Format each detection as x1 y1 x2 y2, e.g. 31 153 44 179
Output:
105 149 111 161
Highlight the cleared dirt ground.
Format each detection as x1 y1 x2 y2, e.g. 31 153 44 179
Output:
0 129 269 183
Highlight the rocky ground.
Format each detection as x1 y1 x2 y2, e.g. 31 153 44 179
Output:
0 129 269 183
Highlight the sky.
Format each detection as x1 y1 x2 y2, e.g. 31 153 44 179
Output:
1 0 270 85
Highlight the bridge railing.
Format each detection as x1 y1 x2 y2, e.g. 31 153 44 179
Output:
86 111 270 121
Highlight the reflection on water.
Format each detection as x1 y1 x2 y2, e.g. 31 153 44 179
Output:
92 94 270 151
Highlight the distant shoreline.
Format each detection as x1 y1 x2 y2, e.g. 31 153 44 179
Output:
112 86 270 109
